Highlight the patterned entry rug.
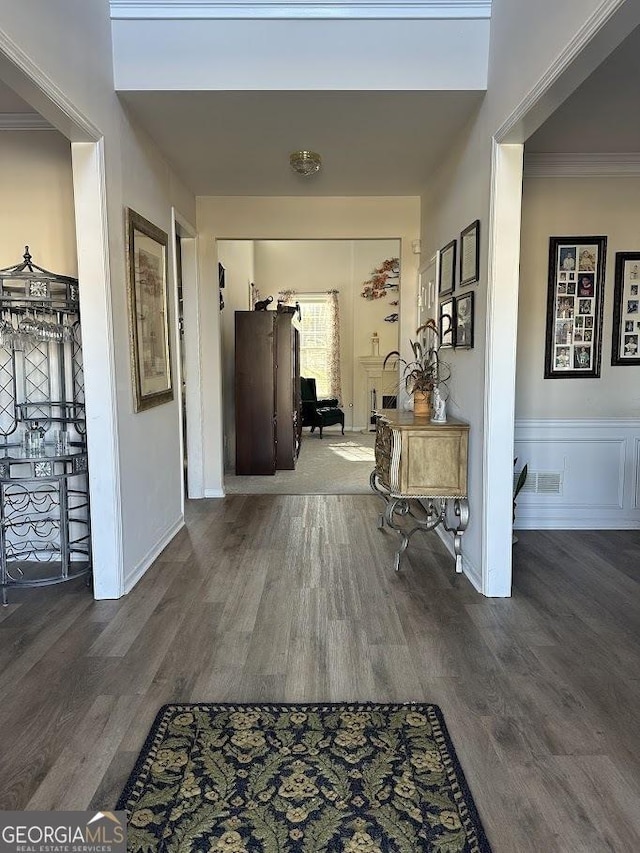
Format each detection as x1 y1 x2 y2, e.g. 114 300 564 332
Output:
116 703 492 853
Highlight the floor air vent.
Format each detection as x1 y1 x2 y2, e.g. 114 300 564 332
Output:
515 471 563 495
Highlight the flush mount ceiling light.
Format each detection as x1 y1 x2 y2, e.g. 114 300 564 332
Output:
290 150 322 177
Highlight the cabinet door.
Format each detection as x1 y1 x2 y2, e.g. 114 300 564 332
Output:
275 314 296 470
235 312 276 475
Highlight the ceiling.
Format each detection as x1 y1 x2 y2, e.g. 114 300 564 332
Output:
5 19 638 193
527 25 640 153
118 90 484 196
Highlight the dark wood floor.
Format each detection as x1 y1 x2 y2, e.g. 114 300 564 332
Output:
1 495 639 852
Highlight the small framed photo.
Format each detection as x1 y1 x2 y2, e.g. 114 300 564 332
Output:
126 208 173 411
459 219 480 287
611 251 640 366
544 235 607 379
438 240 456 296
454 292 474 349
439 297 455 348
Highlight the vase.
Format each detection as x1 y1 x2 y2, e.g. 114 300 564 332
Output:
430 385 447 423
413 390 430 416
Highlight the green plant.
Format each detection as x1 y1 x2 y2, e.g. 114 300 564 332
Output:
513 457 528 522
383 319 451 396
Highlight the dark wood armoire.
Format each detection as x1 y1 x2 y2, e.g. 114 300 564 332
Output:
235 310 301 475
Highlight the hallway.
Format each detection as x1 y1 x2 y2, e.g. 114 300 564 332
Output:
0 495 639 852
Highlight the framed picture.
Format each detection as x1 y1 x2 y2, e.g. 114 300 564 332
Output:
438 240 456 297
460 220 480 287
611 251 640 366
454 292 474 349
439 297 455 348
544 236 607 379
126 208 173 411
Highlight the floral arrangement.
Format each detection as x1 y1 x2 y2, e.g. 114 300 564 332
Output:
361 257 400 300
383 319 451 395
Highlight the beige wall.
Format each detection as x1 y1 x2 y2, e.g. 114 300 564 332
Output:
0 0 196 596
0 131 77 274
517 175 640 418
419 0 640 592
197 197 420 493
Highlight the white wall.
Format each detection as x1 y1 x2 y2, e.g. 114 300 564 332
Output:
196 196 420 494
0 1 196 596
0 131 77 274
514 174 640 529
419 0 640 594
112 18 489 91
217 240 254 470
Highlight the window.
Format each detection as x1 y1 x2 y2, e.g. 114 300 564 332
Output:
298 299 331 397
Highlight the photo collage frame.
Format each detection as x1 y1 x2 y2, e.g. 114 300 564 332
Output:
544 236 607 379
611 251 640 366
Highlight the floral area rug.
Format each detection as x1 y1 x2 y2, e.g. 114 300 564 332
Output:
116 703 492 853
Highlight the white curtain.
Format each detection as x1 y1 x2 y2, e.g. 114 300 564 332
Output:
327 289 342 402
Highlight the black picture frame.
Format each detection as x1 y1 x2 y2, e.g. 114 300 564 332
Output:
438 240 456 297
611 251 640 366
459 220 480 287
544 235 607 379
439 297 455 348
454 292 474 349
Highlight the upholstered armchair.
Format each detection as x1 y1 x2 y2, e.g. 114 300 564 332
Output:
300 377 345 438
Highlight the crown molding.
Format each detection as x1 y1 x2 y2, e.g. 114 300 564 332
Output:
524 152 640 178
0 112 54 131
495 0 628 142
109 0 491 20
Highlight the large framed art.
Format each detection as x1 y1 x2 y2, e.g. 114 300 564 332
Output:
611 251 640 366
126 208 174 411
544 236 607 379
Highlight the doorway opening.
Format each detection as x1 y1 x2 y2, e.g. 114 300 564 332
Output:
219 238 401 495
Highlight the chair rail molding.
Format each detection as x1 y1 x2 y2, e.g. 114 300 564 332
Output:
110 0 491 19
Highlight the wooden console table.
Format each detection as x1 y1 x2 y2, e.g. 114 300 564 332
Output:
370 410 470 572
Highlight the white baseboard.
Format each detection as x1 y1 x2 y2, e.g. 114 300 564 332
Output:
124 515 185 594
204 488 225 498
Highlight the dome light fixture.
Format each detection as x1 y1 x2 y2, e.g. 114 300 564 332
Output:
290 150 322 177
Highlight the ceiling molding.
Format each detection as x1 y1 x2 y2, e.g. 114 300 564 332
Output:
525 152 640 177
109 0 491 20
0 112 54 131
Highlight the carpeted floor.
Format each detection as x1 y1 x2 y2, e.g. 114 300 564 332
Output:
117 703 492 853
224 431 376 495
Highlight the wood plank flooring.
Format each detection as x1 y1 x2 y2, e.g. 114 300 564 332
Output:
1 495 639 852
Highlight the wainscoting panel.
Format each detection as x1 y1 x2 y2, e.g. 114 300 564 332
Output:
514 419 640 529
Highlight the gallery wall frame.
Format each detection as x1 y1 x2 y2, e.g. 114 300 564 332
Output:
439 297 455 348
126 208 174 412
438 240 456 297
459 219 480 287
543 235 607 379
454 291 474 349
611 251 640 366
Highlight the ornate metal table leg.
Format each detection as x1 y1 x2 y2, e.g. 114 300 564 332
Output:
383 498 412 572
443 498 470 573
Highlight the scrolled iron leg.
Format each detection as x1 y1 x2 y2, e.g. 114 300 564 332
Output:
444 498 470 573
